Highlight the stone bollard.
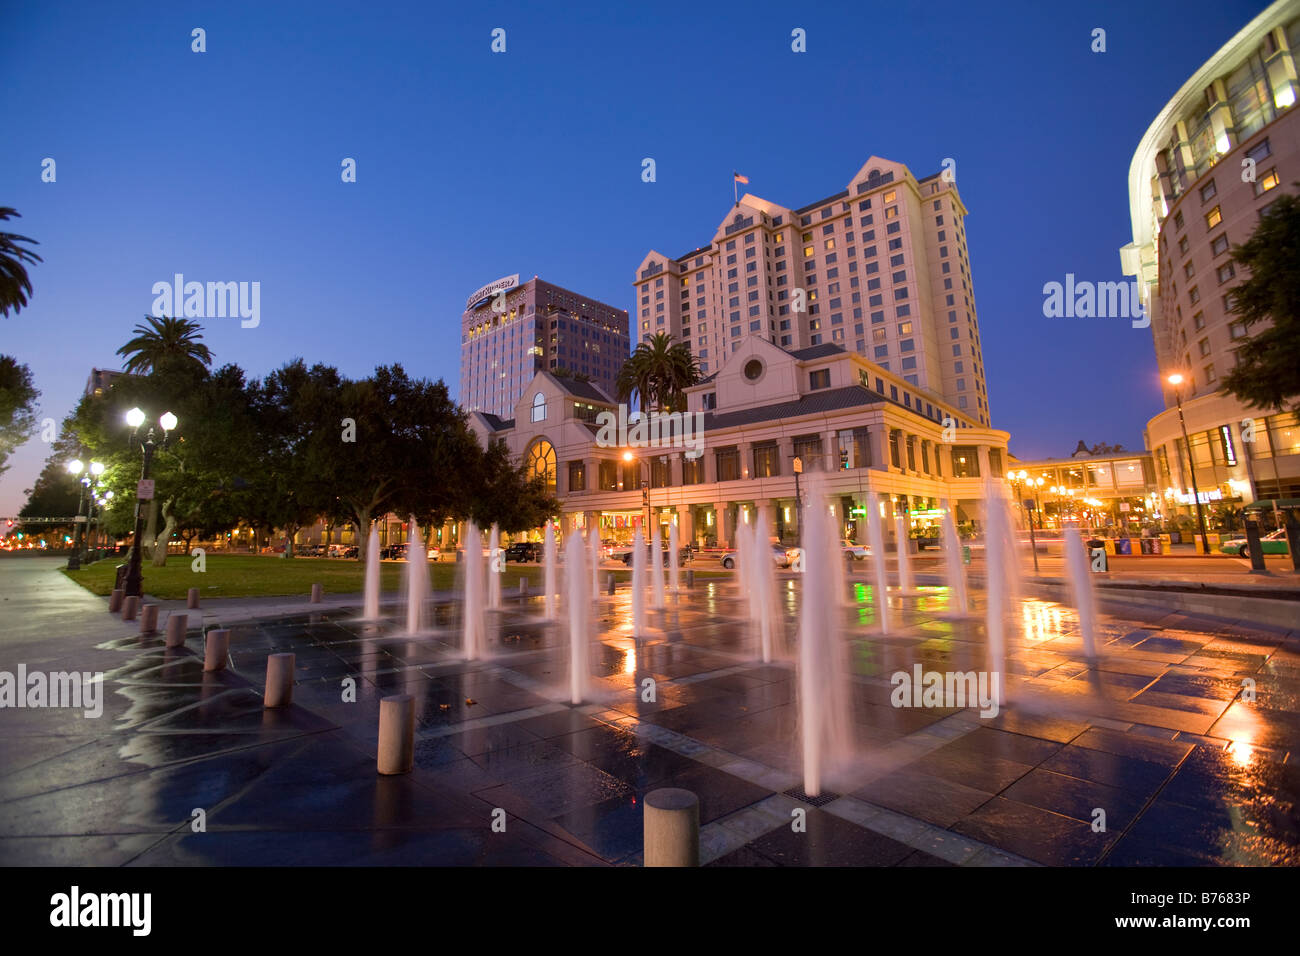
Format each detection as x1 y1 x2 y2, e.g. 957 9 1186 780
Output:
310 583 323 603
264 653 295 708
519 577 529 597
187 587 200 609
845 553 855 576
121 595 140 622
140 603 160 634
377 694 415 775
204 629 230 672
607 573 616 595
108 588 124 613
165 613 188 648
685 569 695 589
643 787 700 867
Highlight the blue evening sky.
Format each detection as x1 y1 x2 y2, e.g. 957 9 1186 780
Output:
0 0 1268 513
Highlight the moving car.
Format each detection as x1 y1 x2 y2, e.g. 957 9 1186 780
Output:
618 545 671 567
720 543 792 570
504 541 541 563
1220 528 1290 559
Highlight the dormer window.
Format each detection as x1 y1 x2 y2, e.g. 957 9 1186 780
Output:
530 392 547 422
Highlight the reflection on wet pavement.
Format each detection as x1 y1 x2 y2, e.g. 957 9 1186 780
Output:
1 577 1297 867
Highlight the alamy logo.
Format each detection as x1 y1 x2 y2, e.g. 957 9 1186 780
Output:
594 404 704 459
0 665 102 718
151 273 260 328
50 886 151 936
1041 275 1148 328
890 665 1001 718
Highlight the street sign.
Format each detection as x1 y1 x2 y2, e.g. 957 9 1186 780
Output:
74 515 88 523
1023 499 1035 511
137 479 155 500
1119 502 1131 512
793 457 803 474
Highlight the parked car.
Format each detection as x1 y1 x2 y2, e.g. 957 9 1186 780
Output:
1220 528 1290 559
720 543 792 570
381 543 408 560
504 541 541 563
618 546 671 567
427 546 441 561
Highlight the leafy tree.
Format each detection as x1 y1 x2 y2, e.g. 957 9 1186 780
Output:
248 360 344 558
336 366 479 559
116 316 214 376
1088 442 1126 455
615 332 700 412
18 420 83 536
1219 189 1300 413
0 355 39 477
0 208 42 317
466 437 559 532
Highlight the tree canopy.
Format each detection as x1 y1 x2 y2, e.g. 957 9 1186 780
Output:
1219 189 1300 413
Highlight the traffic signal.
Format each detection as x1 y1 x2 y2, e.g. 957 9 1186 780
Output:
839 448 849 469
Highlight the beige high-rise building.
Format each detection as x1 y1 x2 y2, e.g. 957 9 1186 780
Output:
1121 0 1300 514
634 157 991 426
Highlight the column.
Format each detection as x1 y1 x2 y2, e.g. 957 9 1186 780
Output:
714 501 730 549
976 445 991 479
679 507 695 547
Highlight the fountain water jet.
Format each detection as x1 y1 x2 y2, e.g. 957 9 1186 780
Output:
895 514 914 593
866 492 890 633
631 529 647 638
941 503 970 616
589 525 600 600
751 511 779 663
1064 528 1100 660
650 521 666 611
668 522 680 594
565 532 590 703
982 480 1015 687
487 524 502 610
797 475 854 797
402 516 430 633
462 523 487 659
362 525 381 620
544 522 558 620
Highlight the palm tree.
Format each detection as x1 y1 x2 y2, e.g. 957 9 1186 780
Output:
615 332 700 412
0 208 43 318
116 316 214 375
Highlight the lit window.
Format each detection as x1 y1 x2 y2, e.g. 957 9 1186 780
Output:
1255 168 1280 195
1205 206 1222 230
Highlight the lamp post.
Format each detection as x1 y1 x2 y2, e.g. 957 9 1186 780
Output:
123 408 177 598
1007 469 1039 574
1167 374 1210 555
622 450 652 533
66 459 86 570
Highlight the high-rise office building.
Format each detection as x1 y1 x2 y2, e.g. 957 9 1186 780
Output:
459 275 630 419
634 157 991 425
1121 0 1300 507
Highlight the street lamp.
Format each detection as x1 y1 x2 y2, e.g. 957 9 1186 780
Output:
1166 373 1211 555
123 408 178 598
622 450 652 534
66 459 85 569
1006 469 1039 574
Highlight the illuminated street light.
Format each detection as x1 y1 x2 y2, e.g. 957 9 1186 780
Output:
1166 372 1210 554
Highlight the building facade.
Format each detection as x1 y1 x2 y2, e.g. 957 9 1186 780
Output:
634 156 992 425
1008 445 1160 533
469 337 1009 549
459 275 630 420
1121 0 1300 517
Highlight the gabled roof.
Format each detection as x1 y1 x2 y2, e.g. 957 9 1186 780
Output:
479 413 514 432
787 343 848 361
539 370 615 404
701 386 883 431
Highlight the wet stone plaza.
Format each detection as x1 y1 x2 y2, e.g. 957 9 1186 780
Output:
2 563 1298 867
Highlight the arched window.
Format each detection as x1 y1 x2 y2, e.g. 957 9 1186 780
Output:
525 439 556 493
531 392 547 422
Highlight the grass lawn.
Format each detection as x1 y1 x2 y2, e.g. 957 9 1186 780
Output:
60 553 728 600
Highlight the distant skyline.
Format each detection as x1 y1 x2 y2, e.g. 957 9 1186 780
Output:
0 0 1268 514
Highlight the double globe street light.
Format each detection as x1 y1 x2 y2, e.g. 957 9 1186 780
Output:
123 407 178 598
65 458 105 570
1166 373 1211 555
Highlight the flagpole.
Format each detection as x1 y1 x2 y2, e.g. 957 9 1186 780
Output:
734 173 738 205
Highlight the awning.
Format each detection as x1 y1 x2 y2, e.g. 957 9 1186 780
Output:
1244 498 1300 510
